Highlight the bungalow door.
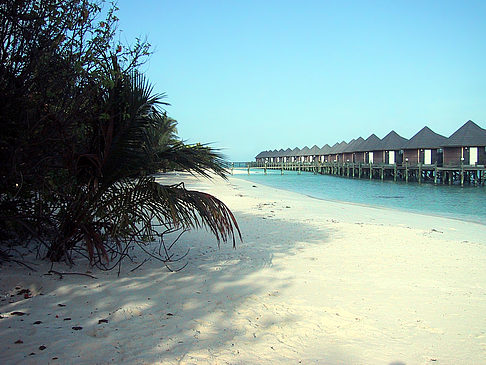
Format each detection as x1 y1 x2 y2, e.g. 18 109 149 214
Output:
470 147 478 165
424 149 432 164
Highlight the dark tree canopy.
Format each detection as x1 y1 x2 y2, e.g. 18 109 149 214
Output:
0 0 240 269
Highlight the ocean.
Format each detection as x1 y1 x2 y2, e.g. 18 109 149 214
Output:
235 168 486 225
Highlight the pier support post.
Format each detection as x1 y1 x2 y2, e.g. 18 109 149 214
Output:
298 162 301 175
393 164 397 182
449 171 452 185
264 162 267 175
369 163 372 180
405 163 409 183
281 162 284 175
434 164 438 184
461 165 464 186
358 164 362 179
381 167 384 181
418 163 422 184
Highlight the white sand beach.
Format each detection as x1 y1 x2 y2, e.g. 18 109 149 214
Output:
1 172 486 364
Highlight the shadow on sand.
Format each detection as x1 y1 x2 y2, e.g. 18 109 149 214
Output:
0 209 399 364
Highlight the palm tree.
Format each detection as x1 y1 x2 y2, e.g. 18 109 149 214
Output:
46 66 240 267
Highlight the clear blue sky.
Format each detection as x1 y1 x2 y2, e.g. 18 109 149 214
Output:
117 0 486 161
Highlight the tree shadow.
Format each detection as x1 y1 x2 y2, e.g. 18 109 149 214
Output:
0 210 362 364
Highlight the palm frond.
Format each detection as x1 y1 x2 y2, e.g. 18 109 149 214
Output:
99 177 241 247
155 141 228 179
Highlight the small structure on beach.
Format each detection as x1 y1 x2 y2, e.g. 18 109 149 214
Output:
442 120 486 166
379 130 408 165
403 126 447 165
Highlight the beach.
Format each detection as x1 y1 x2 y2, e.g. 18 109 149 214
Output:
1 172 486 364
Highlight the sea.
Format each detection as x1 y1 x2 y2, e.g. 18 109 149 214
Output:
235 168 486 225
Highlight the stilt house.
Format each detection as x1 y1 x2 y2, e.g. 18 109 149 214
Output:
441 120 486 166
318 144 331 162
354 134 382 163
380 130 408 165
402 127 446 165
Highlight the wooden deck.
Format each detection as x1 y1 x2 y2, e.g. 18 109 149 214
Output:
236 162 486 186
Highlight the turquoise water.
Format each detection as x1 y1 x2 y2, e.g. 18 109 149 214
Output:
236 169 486 225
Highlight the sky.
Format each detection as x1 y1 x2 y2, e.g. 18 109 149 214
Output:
116 0 486 161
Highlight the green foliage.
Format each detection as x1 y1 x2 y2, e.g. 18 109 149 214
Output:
0 0 240 267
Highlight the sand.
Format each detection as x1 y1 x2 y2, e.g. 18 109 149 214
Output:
1 172 486 364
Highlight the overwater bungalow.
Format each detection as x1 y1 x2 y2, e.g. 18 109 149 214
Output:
298 146 311 163
335 141 349 163
255 151 266 164
354 134 382 163
308 145 321 162
290 147 300 162
340 139 356 163
282 148 292 163
380 130 408 165
275 148 285 163
269 149 278 163
318 144 331 162
327 142 341 162
441 120 486 166
402 126 446 165
342 137 364 163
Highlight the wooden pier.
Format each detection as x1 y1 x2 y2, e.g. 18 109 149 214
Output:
236 162 486 186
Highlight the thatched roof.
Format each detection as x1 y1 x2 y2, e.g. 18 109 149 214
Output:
404 126 447 149
342 137 364 153
291 147 300 156
282 148 292 157
335 141 348 154
309 145 320 156
318 144 331 155
442 120 486 147
297 146 311 156
328 142 341 154
340 139 355 153
274 148 285 157
265 149 277 157
381 130 408 150
355 134 382 152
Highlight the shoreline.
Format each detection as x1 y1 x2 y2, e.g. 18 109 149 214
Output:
1 172 485 364
233 168 486 227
